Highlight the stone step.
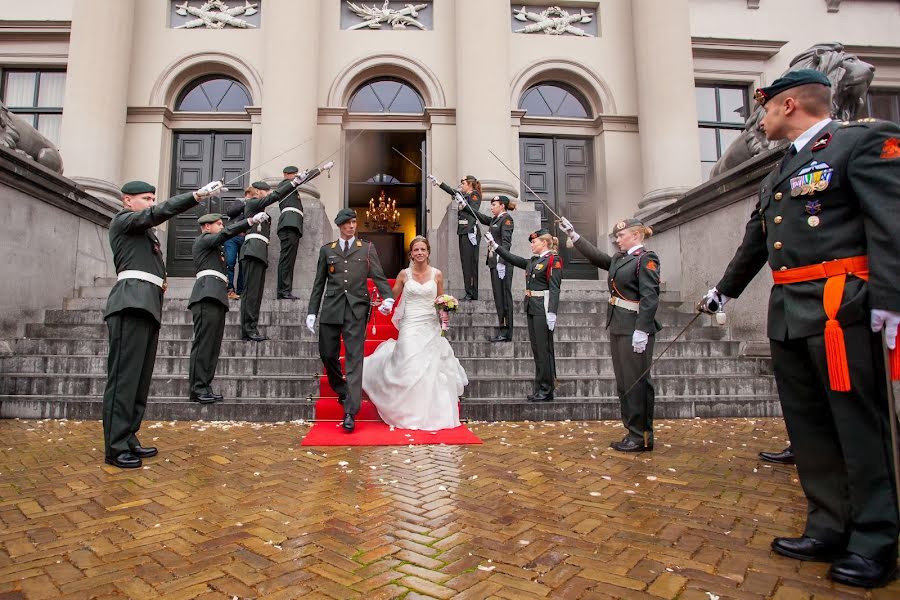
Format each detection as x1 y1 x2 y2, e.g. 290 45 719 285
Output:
0 355 773 377
0 394 780 422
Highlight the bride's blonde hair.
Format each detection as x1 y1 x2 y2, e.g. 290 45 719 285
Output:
408 235 431 264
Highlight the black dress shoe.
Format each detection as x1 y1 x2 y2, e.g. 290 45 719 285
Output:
277 293 299 300
105 452 142 469
829 552 898 588
210 391 224 401
610 438 653 452
462 295 473 301
771 536 843 562
130 446 158 459
342 414 355 432
759 446 795 465
529 393 553 402
489 336 510 343
242 333 269 342
191 393 217 404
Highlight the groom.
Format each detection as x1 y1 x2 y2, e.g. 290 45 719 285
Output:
307 208 394 432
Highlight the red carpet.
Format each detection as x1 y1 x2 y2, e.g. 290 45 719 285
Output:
300 278 482 447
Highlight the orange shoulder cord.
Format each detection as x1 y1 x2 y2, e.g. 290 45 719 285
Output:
772 256 899 390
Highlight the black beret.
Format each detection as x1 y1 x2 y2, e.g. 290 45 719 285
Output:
754 69 832 106
283 166 299 174
492 195 512 206
528 228 550 241
251 181 271 191
612 218 644 235
197 213 227 225
334 207 357 226
120 181 155 195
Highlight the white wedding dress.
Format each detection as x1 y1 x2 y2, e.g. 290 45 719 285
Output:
362 267 467 430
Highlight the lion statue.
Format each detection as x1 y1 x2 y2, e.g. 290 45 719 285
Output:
710 42 874 178
0 100 64 174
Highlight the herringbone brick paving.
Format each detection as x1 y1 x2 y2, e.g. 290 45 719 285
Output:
0 418 897 599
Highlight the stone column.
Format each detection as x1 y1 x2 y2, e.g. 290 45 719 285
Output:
632 0 702 215
59 0 136 203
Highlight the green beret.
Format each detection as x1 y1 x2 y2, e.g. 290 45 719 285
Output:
492 195 512 206
197 213 226 225
463 174 477 182
528 228 550 241
283 165 299 174
334 207 357 226
120 180 155 195
612 218 644 235
754 69 831 105
251 181 271 191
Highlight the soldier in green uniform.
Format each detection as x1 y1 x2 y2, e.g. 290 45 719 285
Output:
699 69 900 587
306 208 394 432
238 176 303 341
428 173 482 300
188 210 268 403
475 195 517 342
560 217 661 452
102 178 225 468
487 229 562 401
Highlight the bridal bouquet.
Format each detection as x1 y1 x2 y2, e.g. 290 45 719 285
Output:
434 294 459 336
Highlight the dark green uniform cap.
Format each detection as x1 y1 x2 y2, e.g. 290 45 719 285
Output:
197 213 227 225
120 180 156 195
492 195 512 207
283 166 299 174
334 207 357 226
612 218 644 235
251 181 271 191
754 69 832 105
529 228 550 241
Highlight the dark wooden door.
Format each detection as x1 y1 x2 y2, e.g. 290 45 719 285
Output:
167 131 251 276
519 136 597 279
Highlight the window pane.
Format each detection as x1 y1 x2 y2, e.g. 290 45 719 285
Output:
698 127 718 162
371 80 402 110
37 114 62 145
868 92 899 123
348 84 383 112
520 88 552 116
557 93 589 118
538 85 567 115
177 86 213 111
201 79 231 109
390 86 424 113
695 87 717 122
718 128 741 155
348 79 424 114
718 88 746 124
218 82 251 111
4 72 36 107
38 72 66 107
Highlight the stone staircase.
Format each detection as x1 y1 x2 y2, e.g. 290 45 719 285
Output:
0 277 780 422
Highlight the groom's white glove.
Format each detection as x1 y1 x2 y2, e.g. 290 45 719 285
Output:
378 297 395 315
497 263 506 280
547 312 557 331
467 231 477 246
305 315 316 333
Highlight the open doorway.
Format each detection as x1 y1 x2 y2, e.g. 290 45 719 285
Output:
346 130 426 278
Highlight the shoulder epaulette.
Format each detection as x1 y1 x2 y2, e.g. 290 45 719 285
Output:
328 241 337 249
356 240 363 247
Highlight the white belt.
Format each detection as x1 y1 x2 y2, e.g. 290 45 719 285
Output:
282 207 304 217
117 270 164 288
458 219 469 225
196 269 228 283
245 233 269 244
610 296 640 312
525 290 547 297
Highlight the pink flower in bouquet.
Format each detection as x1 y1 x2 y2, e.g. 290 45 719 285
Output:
434 294 458 336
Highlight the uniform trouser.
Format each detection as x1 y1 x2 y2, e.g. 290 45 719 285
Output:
770 322 898 560
490 265 514 338
102 310 159 459
527 310 556 395
240 256 266 337
188 300 227 397
318 302 367 416
224 236 245 293
277 227 300 296
458 234 479 299
610 332 656 444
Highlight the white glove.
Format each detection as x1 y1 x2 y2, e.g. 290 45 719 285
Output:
248 212 270 225
467 232 477 246
871 309 900 350
484 232 497 251
559 217 580 243
454 193 466 209
305 314 316 334
194 180 227 200
547 312 557 331
632 330 649 353
291 175 305 188
699 287 730 314
321 160 334 173
378 297 395 315
497 263 506 280
427 174 438 187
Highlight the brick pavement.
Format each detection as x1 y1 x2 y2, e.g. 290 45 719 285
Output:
0 417 897 599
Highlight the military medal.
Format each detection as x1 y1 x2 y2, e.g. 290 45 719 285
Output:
807 215 820 227
805 200 822 215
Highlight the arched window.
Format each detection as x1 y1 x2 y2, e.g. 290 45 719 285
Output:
348 78 424 114
519 82 590 118
175 75 251 112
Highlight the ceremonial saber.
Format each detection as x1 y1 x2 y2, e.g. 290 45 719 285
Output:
223 136 314 187
882 332 900 516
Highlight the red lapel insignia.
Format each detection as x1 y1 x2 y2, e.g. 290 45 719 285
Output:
881 137 900 159
811 132 832 151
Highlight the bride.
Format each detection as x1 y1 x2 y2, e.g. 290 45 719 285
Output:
362 236 468 430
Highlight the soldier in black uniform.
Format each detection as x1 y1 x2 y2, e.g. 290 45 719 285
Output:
238 177 302 341
488 229 562 401
188 211 268 404
428 173 482 300
475 195 516 341
699 69 900 587
102 178 225 468
560 217 661 452
306 208 394 432
276 166 304 300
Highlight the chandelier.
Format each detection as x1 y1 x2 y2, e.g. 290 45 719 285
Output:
365 190 400 231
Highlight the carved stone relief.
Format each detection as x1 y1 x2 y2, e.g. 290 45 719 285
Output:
511 5 596 37
169 1 261 29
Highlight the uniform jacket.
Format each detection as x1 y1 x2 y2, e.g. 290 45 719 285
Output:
307 238 394 325
475 210 514 268
574 237 662 336
238 179 295 265
717 119 900 340
188 218 253 310
224 200 246 236
104 192 199 323
438 182 482 237
495 248 563 315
